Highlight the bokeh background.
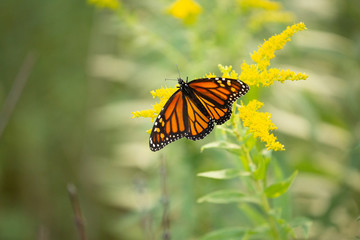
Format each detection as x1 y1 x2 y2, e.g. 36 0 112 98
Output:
1 0 359 239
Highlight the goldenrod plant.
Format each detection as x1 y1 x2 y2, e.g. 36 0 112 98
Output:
133 23 310 239
88 0 314 238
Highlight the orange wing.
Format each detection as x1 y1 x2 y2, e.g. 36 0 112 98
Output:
189 78 249 124
149 90 187 151
183 95 214 141
149 89 219 151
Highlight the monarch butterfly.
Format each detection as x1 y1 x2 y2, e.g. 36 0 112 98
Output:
150 77 249 151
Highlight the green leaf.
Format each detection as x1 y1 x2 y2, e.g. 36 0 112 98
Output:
253 155 269 180
244 133 257 150
199 227 247 240
200 225 271 240
197 169 250 180
240 203 267 225
201 141 242 154
265 171 298 198
289 217 312 239
197 190 260 204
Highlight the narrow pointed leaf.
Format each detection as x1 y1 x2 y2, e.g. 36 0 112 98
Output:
197 169 250 179
200 225 271 240
199 227 247 240
201 141 242 154
265 171 298 198
197 190 260 204
253 155 269 180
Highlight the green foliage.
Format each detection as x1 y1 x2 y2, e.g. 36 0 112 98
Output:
197 111 308 239
198 168 251 179
199 227 249 240
265 171 297 198
198 190 260 204
201 141 243 155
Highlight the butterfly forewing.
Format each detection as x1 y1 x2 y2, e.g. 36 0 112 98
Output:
189 78 249 124
149 77 249 152
149 90 187 151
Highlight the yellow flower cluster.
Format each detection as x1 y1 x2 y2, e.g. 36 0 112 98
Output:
251 22 306 68
235 23 307 150
87 0 120 10
238 0 280 11
218 65 239 79
205 65 238 79
239 100 284 151
240 22 308 87
166 0 202 24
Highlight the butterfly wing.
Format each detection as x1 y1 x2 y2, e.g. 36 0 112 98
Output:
149 85 217 151
149 90 188 151
183 94 215 141
188 77 249 125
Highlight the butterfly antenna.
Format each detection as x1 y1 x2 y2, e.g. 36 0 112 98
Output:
165 77 177 81
176 65 181 79
164 65 182 82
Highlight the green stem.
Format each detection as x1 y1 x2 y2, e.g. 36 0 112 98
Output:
232 115 252 172
240 143 251 172
257 180 280 240
233 121 280 239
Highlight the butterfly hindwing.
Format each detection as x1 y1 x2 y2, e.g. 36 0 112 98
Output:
183 94 214 141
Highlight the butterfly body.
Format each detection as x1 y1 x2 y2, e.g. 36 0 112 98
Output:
150 77 249 151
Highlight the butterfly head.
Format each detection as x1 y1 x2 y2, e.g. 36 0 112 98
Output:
177 76 189 88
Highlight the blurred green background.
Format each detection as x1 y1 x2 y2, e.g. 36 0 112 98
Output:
0 0 360 239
